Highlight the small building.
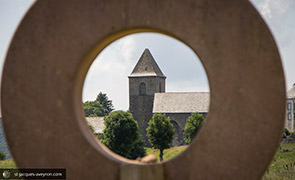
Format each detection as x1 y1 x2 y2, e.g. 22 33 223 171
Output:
86 117 105 135
285 84 295 131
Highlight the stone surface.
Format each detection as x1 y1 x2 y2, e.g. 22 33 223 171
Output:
165 113 206 146
136 154 158 164
120 164 164 180
1 0 285 179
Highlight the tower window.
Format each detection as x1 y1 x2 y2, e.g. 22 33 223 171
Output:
159 83 162 92
139 82 146 95
288 113 291 120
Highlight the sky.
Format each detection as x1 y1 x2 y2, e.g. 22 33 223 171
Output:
0 0 294 111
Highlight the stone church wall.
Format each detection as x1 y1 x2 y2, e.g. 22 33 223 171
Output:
164 112 207 146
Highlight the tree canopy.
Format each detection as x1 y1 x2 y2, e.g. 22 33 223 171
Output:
83 92 114 117
96 92 114 115
102 111 145 159
184 112 205 144
146 113 175 161
83 100 104 117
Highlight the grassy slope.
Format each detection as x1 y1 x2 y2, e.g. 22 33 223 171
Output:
146 144 295 180
145 145 188 161
0 159 16 168
263 143 295 180
1 144 295 180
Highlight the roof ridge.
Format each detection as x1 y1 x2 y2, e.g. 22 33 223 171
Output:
155 92 210 94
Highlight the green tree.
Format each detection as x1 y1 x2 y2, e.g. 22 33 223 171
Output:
83 100 104 117
0 150 6 160
102 111 145 159
146 113 175 161
129 137 146 159
184 112 205 144
96 92 114 115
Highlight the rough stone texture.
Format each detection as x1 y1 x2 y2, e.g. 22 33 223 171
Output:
1 0 285 179
285 84 295 131
165 113 207 146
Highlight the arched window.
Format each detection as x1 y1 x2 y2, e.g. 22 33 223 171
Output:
139 82 146 95
159 83 162 92
171 121 181 146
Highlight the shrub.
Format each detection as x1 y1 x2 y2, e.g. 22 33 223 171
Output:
184 112 205 144
102 111 145 159
0 150 6 160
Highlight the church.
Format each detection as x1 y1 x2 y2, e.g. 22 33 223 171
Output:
86 48 210 146
128 48 209 146
86 48 295 146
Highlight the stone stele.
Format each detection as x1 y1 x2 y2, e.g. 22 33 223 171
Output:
1 0 285 180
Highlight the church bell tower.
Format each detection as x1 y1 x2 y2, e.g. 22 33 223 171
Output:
128 48 166 145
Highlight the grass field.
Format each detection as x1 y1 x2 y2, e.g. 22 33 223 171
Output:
146 145 188 161
0 159 16 168
1 144 295 179
263 143 295 180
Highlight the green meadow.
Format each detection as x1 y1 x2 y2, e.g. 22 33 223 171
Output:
1 144 295 179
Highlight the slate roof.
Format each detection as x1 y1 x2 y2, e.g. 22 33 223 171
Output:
153 92 210 113
129 48 166 77
287 84 295 99
86 117 105 134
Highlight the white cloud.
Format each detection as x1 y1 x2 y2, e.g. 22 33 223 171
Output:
167 80 209 93
257 0 292 19
82 35 138 110
259 0 272 18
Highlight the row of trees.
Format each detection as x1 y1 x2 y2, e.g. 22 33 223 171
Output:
147 112 205 160
102 111 205 161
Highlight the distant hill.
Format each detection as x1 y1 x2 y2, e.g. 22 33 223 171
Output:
0 118 12 159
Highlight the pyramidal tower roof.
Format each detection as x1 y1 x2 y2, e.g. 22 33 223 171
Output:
129 48 166 77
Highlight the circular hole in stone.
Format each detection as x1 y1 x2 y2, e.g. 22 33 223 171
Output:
82 32 210 162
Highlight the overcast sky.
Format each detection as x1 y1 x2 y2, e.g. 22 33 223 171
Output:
0 0 294 111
